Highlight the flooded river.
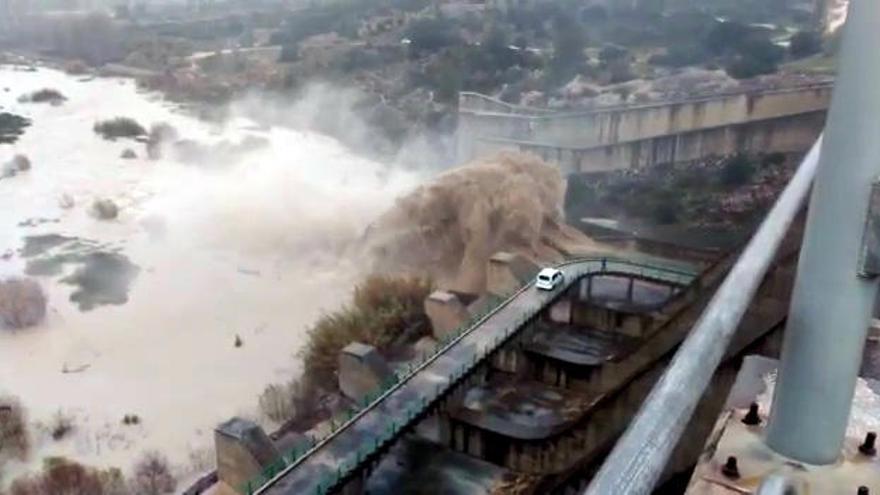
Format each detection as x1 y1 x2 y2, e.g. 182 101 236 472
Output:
0 64 419 482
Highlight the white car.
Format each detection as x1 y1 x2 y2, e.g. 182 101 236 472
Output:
536 268 565 291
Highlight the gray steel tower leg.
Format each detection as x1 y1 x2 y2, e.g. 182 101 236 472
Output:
765 0 880 465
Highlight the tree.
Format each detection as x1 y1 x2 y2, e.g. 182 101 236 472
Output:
483 25 520 72
720 155 755 187
405 16 461 55
599 44 629 66
724 38 783 79
131 452 176 495
279 43 300 63
426 55 462 103
705 21 751 56
789 30 823 58
548 16 588 85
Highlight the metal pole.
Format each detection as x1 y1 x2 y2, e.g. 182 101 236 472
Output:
583 139 822 495
765 0 880 464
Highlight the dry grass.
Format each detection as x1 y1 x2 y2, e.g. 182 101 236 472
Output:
0 278 47 330
0 396 29 461
300 274 432 386
130 451 176 495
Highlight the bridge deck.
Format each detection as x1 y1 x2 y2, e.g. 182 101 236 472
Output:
255 259 695 495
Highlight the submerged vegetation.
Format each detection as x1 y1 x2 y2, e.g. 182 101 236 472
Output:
0 113 31 145
0 278 48 330
18 88 67 105
93 117 146 140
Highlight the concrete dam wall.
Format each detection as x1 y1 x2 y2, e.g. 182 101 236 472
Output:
458 83 832 172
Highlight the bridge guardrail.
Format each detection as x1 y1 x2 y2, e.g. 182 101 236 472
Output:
583 137 822 495
247 257 697 495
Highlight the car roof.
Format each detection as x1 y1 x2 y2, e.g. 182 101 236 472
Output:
538 268 561 277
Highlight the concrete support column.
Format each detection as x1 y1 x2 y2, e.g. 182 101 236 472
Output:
765 0 880 465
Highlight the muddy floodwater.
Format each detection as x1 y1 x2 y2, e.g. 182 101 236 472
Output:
0 64 420 484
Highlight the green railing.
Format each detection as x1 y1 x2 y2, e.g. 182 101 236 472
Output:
246 257 697 495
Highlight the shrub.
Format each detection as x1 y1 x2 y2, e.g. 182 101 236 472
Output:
93 118 146 140
725 53 778 79
0 396 29 461
649 191 681 225
8 457 121 495
19 89 66 105
12 154 30 172
300 275 432 385
121 414 140 426
763 152 786 166
120 149 137 159
92 199 120 220
720 155 756 187
790 30 823 58
259 378 318 425
724 38 784 79
131 451 175 495
0 278 47 330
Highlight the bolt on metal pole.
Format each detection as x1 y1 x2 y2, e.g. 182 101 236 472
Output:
765 0 880 465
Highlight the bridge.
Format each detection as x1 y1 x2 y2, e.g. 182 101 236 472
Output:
457 82 832 173
248 258 696 494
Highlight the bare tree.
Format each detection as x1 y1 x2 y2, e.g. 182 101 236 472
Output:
130 451 176 495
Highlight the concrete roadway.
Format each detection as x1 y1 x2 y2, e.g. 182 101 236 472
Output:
257 259 693 495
